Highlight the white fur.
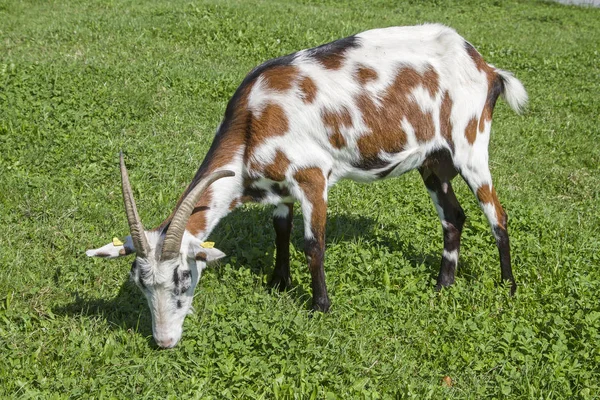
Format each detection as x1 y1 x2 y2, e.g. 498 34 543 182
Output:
273 203 292 218
496 69 529 114
442 250 459 265
86 235 135 258
427 190 446 222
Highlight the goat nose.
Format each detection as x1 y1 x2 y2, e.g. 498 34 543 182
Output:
156 336 177 349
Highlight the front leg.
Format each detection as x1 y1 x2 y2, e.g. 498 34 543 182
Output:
269 203 294 290
294 168 330 312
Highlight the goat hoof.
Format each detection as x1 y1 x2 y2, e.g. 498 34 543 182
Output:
435 276 455 291
495 279 517 296
311 298 330 313
268 274 291 292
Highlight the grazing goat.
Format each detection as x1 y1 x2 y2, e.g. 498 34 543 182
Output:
87 24 527 348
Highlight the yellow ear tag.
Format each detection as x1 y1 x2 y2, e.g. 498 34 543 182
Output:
112 237 124 246
200 241 215 249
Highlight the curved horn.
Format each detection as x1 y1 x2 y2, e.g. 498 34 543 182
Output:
120 152 151 258
161 170 235 261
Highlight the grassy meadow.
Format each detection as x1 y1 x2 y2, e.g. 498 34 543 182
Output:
1 0 599 398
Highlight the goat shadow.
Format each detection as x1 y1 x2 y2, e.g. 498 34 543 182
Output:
210 206 455 282
54 205 461 337
53 278 156 346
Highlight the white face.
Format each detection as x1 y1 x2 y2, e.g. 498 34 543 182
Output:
87 235 225 348
128 243 226 348
130 256 199 348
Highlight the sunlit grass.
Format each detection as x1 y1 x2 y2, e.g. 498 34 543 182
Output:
1 0 599 398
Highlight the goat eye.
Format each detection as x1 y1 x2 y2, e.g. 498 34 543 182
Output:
138 276 147 290
130 260 137 273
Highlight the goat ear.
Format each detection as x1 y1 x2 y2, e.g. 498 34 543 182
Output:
192 247 226 264
86 236 135 259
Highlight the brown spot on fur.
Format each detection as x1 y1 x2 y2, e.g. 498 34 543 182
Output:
329 132 346 150
478 72 504 138
119 248 127 256
465 42 489 73
261 65 299 92
195 251 207 261
263 150 291 181
249 103 289 150
356 66 439 163
422 67 440 98
356 66 378 85
294 168 327 239
310 35 359 71
317 52 346 70
229 198 241 210
411 109 435 143
465 41 499 133
322 107 352 149
440 91 453 148
243 96 290 181
479 103 493 133
186 187 213 235
477 184 506 230
477 184 494 204
355 86 404 158
299 76 317 103
465 117 478 145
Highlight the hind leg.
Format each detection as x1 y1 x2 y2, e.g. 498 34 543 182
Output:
459 162 516 295
420 165 466 290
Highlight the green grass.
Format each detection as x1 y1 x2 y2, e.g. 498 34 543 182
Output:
1 0 599 398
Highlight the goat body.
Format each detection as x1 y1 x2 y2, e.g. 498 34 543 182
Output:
186 23 527 307
87 23 527 347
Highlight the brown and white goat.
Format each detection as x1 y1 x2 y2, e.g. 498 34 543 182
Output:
87 24 527 348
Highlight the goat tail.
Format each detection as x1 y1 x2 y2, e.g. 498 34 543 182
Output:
496 69 528 114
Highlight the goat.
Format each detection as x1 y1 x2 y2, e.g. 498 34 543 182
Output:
86 24 528 348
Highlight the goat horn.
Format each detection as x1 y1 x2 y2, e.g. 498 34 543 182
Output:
161 170 235 261
120 152 151 258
